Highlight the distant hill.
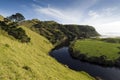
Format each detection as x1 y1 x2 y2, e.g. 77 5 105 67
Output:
20 19 99 45
0 15 95 80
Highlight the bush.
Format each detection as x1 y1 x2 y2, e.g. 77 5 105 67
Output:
0 21 30 42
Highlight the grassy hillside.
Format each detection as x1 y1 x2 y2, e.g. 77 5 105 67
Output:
0 15 4 21
0 26 94 80
20 20 99 45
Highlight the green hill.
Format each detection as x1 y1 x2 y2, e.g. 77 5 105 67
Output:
20 19 99 46
70 39 120 66
0 25 94 80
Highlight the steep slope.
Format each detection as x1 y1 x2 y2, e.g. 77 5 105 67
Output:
20 20 99 45
0 26 94 80
0 15 4 21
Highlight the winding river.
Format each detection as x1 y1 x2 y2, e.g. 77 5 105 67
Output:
50 47 120 80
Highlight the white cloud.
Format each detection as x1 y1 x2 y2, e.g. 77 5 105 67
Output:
88 10 100 19
33 0 98 24
102 7 117 16
99 21 120 35
32 0 98 24
80 7 120 36
33 5 81 24
35 6 66 19
32 1 120 36
88 7 118 20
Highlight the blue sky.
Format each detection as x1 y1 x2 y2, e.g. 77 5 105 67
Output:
0 0 120 36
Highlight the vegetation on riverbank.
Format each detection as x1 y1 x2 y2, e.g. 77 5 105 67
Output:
70 39 120 67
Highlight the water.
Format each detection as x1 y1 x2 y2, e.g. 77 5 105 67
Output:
50 47 120 80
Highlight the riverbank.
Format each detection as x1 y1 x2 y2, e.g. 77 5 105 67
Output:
69 39 120 67
50 47 120 80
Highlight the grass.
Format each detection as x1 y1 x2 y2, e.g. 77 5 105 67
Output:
72 39 120 60
0 15 4 21
0 26 94 80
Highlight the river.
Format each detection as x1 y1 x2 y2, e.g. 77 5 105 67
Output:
50 47 120 80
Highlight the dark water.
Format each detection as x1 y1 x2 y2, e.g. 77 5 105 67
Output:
50 47 120 80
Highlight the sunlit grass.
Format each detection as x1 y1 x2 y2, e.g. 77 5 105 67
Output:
72 39 120 60
0 15 4 21
0 26 94 80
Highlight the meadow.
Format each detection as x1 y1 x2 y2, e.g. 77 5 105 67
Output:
71 39 120 60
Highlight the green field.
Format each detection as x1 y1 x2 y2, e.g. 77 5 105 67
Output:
71 39 120 60
0 26 94 80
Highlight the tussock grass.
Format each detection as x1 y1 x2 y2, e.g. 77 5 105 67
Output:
0 26 94 80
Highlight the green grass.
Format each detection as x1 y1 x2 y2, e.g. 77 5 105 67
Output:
72 39 120 60
0 26 94 80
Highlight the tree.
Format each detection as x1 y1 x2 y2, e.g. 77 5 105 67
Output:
7 13 25 22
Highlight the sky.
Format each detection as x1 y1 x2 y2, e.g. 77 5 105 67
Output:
0 0 120 36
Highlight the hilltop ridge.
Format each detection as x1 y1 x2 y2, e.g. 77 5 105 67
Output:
20 19 99 46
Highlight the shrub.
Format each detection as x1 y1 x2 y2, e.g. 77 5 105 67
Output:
0 21 30 42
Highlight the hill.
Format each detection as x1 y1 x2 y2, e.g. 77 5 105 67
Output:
0 23 95 79
0 15 4 21
69 39 120 67
20 19 99 46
